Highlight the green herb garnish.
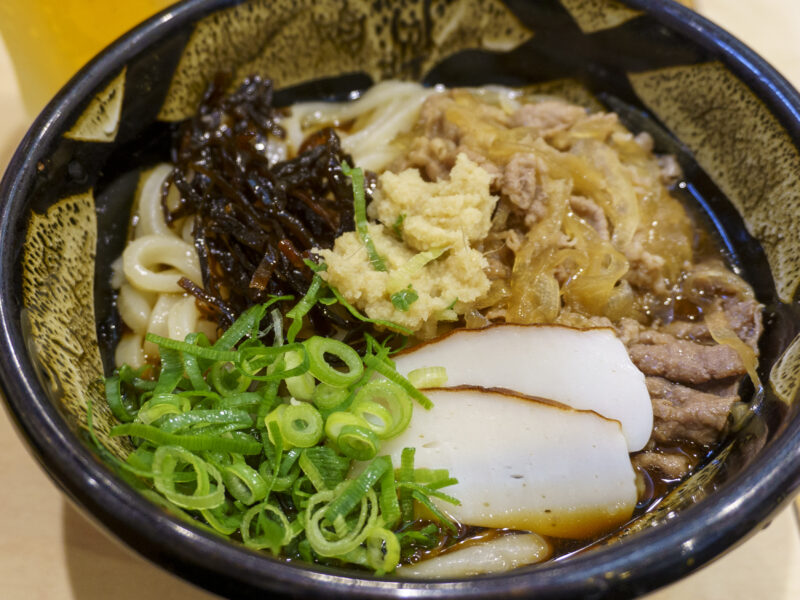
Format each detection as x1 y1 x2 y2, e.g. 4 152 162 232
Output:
392 213 406 239
390 286 419 312
341 161 387 272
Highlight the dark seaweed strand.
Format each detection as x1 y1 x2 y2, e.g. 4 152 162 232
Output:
163 74 362 336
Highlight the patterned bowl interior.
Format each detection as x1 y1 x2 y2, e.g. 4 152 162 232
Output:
9 0 800 594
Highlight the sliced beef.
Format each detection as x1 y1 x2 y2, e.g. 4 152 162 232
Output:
628 330 745 384
569 195 609 240
404 136 458 181
661 297 763 350
718 296 763 349
502 153 541 212
647 376 738 446
510 101 587 136
633 449 693 480
683 261 764 348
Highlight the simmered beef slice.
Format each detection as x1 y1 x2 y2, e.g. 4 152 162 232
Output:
647 377 738 446
660 297 763 351
510 101 587 136
633 449 693 480
628 330 745 384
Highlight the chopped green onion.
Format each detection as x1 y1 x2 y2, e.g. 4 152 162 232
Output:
397 448 416 522
158 409 253 434
286 274 324 343
136 394 189 425
386 247 448 294
153 347 184 395
324 456 391 526
292 475 316 509
299 447 349 492
212 392 262 411
145 332 241 362
329 285 413 335
213 303 268 350
279 403 324 448
208 361 251 397
366 527 401 575
304 336 364 387
98 288 458 574
104 375 136 422
110 423 262 455
241 502 292 553
264 405 286 445
399 481 461 507
324 411 369 443
407 366 448 389
201 498 244 535
311 383 349 411
379 468 401 530
349 397 393 439
152 445 225 510
306 484 379 557
363 354 433 410
282 349 316 400
392 213 406 240
337 424 380 461
351 379 412 440
222 461 268 506
390 286 419 312
182 333 212 392
341 161 387 272
239 343 309 382
410 489 458 533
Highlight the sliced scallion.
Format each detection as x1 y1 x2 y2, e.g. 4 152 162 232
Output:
341 161 387 272
304 336 364 387
279 403 324 448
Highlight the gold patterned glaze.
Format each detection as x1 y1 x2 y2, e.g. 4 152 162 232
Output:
559 0 642 33
21 192 123 452
64 67 127 143
158 0 533 121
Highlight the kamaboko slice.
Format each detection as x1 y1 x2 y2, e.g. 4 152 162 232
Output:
393 324 651 451
379 387 637 539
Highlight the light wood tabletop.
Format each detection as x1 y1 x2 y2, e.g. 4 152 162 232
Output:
2 1 800 598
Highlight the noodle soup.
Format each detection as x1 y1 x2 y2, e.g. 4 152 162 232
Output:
103 77 762 576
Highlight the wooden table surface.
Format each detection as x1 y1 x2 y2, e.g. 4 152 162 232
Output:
2 2 800 598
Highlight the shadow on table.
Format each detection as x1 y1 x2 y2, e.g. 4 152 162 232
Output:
62 500 219 600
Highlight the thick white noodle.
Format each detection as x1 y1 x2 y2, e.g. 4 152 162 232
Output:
134 163 178 238
167 296 202 343
113 165 208 365
115 332 145 369
142 294 182 357
122 234 201 293
117 283 154 333
281 81 435 172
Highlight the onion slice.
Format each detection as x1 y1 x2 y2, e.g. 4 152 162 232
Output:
397 533 551 578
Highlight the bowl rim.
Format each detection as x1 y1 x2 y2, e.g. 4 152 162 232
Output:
2 0 800 597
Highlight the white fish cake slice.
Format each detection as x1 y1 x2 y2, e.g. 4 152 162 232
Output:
381 388 638 539
393 324 652 451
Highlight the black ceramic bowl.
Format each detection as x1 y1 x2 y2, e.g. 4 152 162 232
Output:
3 0 800 597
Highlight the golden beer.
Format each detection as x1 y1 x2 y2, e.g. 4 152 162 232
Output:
0 0 173 114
